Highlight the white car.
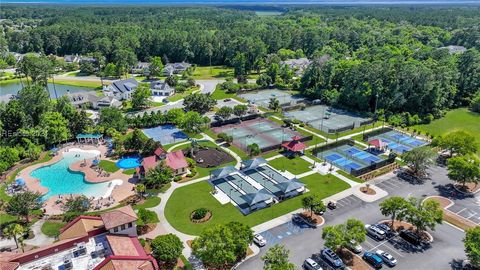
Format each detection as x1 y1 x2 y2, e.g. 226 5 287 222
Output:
303 258 323 270
348 239 363 253
253 234 266 247
376 249 397 266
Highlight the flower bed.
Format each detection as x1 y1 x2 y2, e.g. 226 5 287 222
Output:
190 208 212 223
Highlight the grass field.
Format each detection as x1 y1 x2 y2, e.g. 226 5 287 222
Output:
48 78 103 89
165 173 349 235
133 196 161 210
268 156 312 175
98 160 120 173
336 170 365 183
41 221 67 237
412 108 480 154
167 86 199 102
192 66 233 79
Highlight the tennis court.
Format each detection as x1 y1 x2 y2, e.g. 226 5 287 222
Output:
142 124 188 145
239 89 305 108
369 130 427 154
316 145 385 173
284 105 370 133
211 118 301 151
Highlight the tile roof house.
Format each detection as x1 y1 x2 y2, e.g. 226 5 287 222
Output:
150 81 175 97
0 206 158 270
165 150 189 175
104 78 139 101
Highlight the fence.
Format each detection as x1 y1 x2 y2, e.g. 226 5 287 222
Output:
326 123 355 134
311 139 355 156
259 135 313 153
350 154 397 177
362 127 393 141
210 114 261 128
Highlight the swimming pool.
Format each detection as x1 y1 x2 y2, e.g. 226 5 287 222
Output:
30 150 111 200
116 157 141 169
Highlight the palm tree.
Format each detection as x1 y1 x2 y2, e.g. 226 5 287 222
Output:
268 97 280 112
135 184 146 198
3 223 26 250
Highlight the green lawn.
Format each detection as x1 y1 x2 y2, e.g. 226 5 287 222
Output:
123 168 136 175
192 66 234 79
133 196 161 210
48 78 102 89
167 86 199 102
98 160 120 173
41 221 66 237
211 86 237 100
336 170 365 183
268 156 312 175
0 213 18 227
412 108 480 154
165 173 349 235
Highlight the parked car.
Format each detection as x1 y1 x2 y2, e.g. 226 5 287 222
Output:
327 201 337 209
224 98 231 102
363 251 383 269
321 248 344 269
303 258 323 270
399 230 422 246
376 250 397 267
376 223 395 237
348 239 363 254
253 234 266 247
365 224 386 241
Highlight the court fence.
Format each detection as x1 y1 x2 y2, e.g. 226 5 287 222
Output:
259 135 313 153
362 126 393 141
311 139 356 156
350 153 397 177
210 114 261 128
327 123 356 134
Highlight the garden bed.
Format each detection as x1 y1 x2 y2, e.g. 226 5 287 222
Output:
193 147 235 168
299 211 324 226
360 186 376 195
380 220 433 242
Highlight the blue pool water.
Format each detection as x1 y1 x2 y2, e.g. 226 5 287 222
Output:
116 157 141 169
30 151 111 200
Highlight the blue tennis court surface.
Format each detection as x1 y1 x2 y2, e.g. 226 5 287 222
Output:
317 145 385 173
142 124 188 145
369 130 428 154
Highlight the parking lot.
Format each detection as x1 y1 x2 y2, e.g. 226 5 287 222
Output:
238 166 468 270
445 194 480 226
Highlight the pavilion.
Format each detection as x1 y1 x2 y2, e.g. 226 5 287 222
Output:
367 138 387 151
76 133 103 144
281 135 306 155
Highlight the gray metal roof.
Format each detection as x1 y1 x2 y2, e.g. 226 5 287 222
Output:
276 179 305 194
111 78 139 93
242 188 274 206
211 166 238 179
241 157 267 171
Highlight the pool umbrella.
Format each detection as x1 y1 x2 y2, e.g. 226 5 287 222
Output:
92 159 100 166
15 178 25 186
51 147 59 152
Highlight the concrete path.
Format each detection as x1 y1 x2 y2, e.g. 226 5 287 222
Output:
24 219 55 246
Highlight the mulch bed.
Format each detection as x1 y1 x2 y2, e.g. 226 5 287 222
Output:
190 211 212 223
360 187 376 195
194 147 235 168
299 211 324 225
381 220 432 242
338 249 371 270
454 183 480 194
138 223 157 235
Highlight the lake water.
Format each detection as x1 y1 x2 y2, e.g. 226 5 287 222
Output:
0 82 96 99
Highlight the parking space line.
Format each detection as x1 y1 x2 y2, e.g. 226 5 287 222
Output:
366 237 404 258
455 208 467 215
380 241 405 258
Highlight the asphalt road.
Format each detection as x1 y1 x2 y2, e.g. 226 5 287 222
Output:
237 166 470 270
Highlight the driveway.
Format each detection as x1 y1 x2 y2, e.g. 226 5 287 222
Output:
238 166 468 270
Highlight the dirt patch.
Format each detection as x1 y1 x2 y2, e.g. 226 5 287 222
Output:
360 186 376 195
454 183 480 194
192 147 235 168
300 211 324 225
338 249 371 269
190 211 212 223
138 223 157 235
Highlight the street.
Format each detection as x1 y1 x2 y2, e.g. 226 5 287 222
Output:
238 166 471 270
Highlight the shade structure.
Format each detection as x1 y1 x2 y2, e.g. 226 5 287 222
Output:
368 139 387 148
241 157 267 171
92 159 100 166
211 166 238 179
281 140 306 152
15 178 25 186
242 188 274 206
276 179 305 194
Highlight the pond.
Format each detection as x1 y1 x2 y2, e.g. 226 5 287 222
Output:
0 82 97 99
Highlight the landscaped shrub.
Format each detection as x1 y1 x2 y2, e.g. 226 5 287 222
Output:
192 208 209 220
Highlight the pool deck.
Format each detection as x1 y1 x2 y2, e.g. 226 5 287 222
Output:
19 144 136 215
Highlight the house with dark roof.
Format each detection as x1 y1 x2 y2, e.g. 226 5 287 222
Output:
131 62 150 75
162 62 191 76
280 58 311 76
150 81 174 97
104 78 139 101
0 206 158 270
65 92 121 109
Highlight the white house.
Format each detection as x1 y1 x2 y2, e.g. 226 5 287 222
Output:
103 78 138 100
150 80 174 97
162 61 191 76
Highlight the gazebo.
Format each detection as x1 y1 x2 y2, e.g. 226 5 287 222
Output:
241 157 267 171
242 188 275 210
276 179 305 198
76 133 103 144
281 135 306 155
368 139 387 151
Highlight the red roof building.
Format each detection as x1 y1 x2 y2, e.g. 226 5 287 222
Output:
154 147 165 157
368 139 387 149
165 150 189 175
281 136 306 153
135 156 159 176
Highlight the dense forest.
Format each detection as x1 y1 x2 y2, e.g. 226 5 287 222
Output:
1 5 479 121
